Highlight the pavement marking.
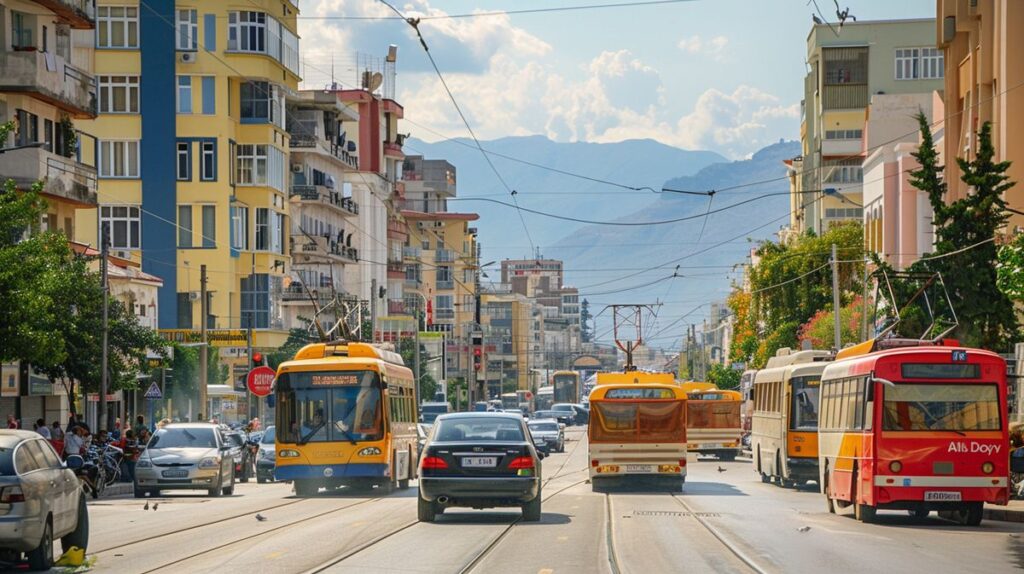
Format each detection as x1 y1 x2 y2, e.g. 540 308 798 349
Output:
538 569 554 574
265 551 285 560
633 510 722 518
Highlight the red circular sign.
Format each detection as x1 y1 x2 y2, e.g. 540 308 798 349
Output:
247 366 276 397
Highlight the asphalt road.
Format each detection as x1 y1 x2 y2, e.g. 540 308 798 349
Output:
67 428 1024 573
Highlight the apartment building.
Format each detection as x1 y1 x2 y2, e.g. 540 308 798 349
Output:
0 0 98 238
797 19 942 235
480 290 536 396
75 0 302 360
936 0 1024 224
500 257 581 370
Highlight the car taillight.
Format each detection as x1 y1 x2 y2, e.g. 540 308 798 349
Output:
0 486 24 503
679 459 687 467
509 456 535 470
420 456 448 470
591 459 599 467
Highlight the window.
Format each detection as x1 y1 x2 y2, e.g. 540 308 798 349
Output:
824 208 863 219
98 75 140 114
100 206 140 249
236 144 285 190
241 273 270 328
896 47 944 80
882 383 1000 432
201 205 216 248
240 81 284 128
178 205 193 247
12 12 34 49
99 140 140 178
255 208 269 250
271 211 284 254
177 76 193 114
176 142 190 181
97 6 138 48
176 292 192 328
231 206 248 250
824 165 863 184
228 11 266 52
175 9 197 51
824 129 862 140
201 141 216 180
15 109 38 147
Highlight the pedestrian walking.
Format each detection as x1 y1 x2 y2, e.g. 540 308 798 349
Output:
133 415 146 437
50 421 64 440
34 419 51 439
122 429 139 483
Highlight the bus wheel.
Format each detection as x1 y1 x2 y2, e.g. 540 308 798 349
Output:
959 502 983 526
823 465 835 514
295 480 318 497
854 477 876 523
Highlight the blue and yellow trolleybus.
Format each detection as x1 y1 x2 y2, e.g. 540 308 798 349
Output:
274 341 418 496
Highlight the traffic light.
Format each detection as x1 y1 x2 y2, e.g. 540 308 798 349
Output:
250 352 264 369
471 333 483 372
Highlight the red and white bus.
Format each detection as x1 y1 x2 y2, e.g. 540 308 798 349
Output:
818 340 1009 525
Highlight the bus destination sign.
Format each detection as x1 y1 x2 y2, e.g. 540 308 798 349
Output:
605 388 675 400
311 374 361 386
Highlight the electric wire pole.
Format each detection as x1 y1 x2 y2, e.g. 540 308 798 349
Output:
199 265 208 420
831 244 841 350
99 222 110 432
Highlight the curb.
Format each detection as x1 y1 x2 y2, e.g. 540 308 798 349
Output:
983 507 1024 523
89 483 133 500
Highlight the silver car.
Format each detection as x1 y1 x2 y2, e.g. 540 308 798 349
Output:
527 420 565 453
134 423 236 498
0 431 88 571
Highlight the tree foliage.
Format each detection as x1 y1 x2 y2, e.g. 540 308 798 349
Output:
880 117 1017 350
798 296 865 350
706 363 741 390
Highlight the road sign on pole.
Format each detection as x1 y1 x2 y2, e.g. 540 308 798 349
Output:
246 366 276 397
144 381 163 400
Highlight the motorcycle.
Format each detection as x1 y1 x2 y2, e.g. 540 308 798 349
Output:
67 454 104 499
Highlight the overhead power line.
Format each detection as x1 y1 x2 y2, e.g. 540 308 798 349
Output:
296 0 697 20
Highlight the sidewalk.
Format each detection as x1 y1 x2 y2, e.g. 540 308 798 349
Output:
984 499 1024 522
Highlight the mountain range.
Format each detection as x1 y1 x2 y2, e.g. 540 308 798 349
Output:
406 135 800 348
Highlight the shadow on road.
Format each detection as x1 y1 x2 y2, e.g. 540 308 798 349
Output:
431 510 572 525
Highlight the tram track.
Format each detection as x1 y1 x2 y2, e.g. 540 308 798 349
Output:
305 432 592 574
94 495 391 573
669 493 767 574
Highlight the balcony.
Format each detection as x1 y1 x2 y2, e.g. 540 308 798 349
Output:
402 246 421 259
291 234 358 263
387 218 407 240
289 134 359 170
383 141 404 159
387 259 404 273
821 138 863 157
435 308 455 321
436 279 454 290
435 249 457 263
289 185 358 216
387 299 407 315
32 0 95 29
0 147 96 205
280 285 333 306
0 51 96 118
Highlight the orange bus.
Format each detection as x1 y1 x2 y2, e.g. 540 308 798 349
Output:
588 372 687 490
818 341 1009 525
685 388 742 461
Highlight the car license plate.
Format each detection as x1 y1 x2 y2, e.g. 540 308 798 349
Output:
924 491 962 502
162 469 188 478
461 457 497 468
625 464 652 473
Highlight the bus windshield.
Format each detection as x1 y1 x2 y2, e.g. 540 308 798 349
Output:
791 376 820 430
277 371 383 444
882 383 1000 432
590 401 685 443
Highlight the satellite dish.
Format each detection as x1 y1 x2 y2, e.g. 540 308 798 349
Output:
367 72 383 93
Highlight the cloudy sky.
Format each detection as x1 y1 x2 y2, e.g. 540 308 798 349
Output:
298 0 934 159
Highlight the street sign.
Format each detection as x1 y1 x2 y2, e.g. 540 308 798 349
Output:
144 382 162 399
247 366 276 397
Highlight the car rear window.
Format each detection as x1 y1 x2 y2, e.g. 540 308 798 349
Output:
434 418 525 442
261 427 276 444
149 428 217 449
529 422 559 432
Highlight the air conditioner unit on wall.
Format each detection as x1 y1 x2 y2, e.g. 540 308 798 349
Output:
291 164 303 173
188 292 200 302
178 52 197 64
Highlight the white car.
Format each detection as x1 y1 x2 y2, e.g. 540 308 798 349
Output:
134 423 236 498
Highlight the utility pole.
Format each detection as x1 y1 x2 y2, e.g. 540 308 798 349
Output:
370 278 378 343
831 243 842 351
199 264 208 421
247 252 256 422
413 299 421 408
861 257 870 341
99 222 110 432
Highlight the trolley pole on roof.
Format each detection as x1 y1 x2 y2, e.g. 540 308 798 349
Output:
831 244 841 351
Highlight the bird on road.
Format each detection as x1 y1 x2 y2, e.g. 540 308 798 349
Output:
143 501 149 510
255 514 268 522
717 466 727 473
797 526 811 533
152 503 159 510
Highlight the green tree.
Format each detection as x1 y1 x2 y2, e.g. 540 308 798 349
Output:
706 363 741 389
797 296 866 349
882 117 1017 350
268 327 315 368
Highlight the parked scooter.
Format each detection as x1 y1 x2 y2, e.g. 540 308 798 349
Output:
68 453 105 499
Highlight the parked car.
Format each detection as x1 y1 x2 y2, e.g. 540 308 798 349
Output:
223 430 255 483
527 420 564 453
0 431 89 571
533 410 574 426
418 413 544 522
256 426 276 484
134 423 236 498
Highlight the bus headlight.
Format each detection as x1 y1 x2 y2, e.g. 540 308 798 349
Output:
982 462 995 474
279 449 300 458
889 461 902 473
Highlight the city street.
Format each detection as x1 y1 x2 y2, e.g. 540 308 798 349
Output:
81 429 1024 574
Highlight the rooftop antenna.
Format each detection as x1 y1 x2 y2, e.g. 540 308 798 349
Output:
606 304 655 372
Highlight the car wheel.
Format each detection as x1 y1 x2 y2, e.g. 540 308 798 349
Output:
398 478 410 490
959 502 983 526
27 519 53 571
417 495 437 522
522 492 542 522
61 494 89 554
209 473 223 497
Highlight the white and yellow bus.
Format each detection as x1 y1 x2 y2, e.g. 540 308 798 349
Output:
683 383 743 461
588 371 687 491
751 348 832 488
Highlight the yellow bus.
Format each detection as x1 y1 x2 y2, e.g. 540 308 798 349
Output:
588 371 687 490
552 370 581 404
751 348 832 488
274 341 418 496
684 386 743 461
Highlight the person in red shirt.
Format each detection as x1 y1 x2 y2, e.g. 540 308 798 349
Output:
6 415 18 429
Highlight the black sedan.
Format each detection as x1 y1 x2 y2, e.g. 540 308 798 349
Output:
533 410 574 426
418 413 544 523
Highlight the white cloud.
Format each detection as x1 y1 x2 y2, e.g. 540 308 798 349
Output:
677 35 729 60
